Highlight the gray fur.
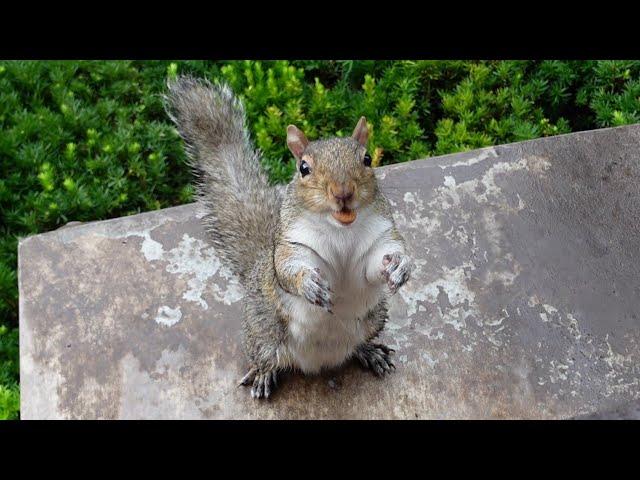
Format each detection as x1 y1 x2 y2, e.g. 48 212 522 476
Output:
241 257 286 379
164 76 281 282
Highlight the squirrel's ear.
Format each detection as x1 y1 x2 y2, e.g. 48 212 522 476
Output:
352 116 368 146
286 125 309 160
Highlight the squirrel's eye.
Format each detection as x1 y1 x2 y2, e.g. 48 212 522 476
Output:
299 161 311 177
363 153 372 167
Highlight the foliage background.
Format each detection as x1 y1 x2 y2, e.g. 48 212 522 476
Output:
2 59 640 419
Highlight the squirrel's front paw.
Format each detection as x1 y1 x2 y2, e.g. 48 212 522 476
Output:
381 252 411 294
301 267 334 313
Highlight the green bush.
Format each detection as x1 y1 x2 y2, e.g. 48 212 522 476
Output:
0 325 19 420
1 59 639 419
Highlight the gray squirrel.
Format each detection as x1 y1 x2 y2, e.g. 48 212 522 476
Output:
165 76 412 399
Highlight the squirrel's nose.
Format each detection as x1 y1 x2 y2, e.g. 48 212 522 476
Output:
330 183 354 203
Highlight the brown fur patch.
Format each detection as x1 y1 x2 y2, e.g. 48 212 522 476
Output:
292 137 378 214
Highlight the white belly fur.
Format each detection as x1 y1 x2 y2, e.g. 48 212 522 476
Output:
281 207 391 374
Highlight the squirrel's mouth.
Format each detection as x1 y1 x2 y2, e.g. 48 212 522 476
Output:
331 207 357 225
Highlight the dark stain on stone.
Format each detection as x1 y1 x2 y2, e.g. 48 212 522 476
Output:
436 286 453 315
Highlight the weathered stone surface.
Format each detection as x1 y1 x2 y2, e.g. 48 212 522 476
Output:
574 400 640 420
19 124 640 419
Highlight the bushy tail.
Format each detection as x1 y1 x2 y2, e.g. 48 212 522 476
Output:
165 76 280 281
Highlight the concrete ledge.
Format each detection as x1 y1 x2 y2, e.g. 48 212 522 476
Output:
19 125 640 419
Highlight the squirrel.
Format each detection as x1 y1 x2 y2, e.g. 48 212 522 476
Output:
165 76 412 399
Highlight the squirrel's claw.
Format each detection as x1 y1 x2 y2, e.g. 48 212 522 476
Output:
239 367 258 387
381 252 411 294
302 268 334 313
250 370 278 400
355 342 396 377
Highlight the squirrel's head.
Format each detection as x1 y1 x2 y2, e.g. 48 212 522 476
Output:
286 117 377 226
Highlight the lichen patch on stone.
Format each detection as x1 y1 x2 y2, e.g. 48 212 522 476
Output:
438 147 498 170
400 261 477 332
395 191 441 235
163 234 243 310
155 305 183 327
141 233 165 261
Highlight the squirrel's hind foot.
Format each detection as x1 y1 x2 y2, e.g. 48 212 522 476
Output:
354 342 396 377
239 367 279 399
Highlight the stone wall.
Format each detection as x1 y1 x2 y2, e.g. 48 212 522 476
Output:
19 124 640 419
